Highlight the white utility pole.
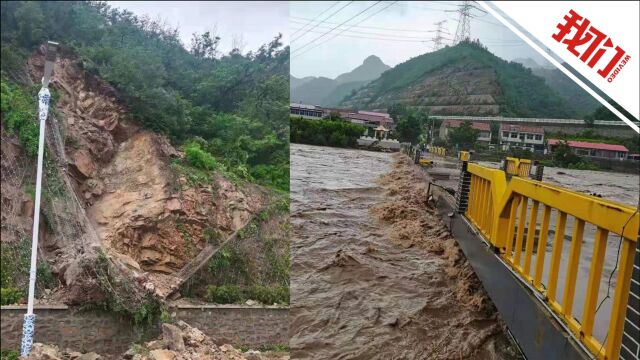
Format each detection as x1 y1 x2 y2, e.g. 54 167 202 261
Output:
21 41 58 357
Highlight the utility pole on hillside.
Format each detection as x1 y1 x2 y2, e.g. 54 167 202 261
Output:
21 41 58 357
450 1 487 44
453 1 472 43
432 20 449 51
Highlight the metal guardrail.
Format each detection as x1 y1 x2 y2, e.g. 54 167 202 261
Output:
464 163 639 360
430 115 637 127
427 145 447 157
504 157 532 178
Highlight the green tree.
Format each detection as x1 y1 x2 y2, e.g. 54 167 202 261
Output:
448 121 479 150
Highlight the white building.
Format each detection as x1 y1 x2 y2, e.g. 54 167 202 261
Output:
290 103 323 119
500 124 545 152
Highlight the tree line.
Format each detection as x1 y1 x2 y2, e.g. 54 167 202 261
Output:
1 1 289 191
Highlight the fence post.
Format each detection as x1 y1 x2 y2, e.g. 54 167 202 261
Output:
455 160 471 214
620 237 640 360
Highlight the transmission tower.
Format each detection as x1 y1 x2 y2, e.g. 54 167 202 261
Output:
432 20 448 51
453 1 472 43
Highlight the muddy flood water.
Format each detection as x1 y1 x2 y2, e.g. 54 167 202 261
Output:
290 144 520 359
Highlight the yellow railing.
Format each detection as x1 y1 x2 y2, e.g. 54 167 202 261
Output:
428 145 447 157
505 157 532 177
465 163 639 360
458 151 470 162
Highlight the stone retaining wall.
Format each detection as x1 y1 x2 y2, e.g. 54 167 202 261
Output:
0 304 289 357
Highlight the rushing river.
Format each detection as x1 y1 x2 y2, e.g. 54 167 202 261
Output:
290 144 519 359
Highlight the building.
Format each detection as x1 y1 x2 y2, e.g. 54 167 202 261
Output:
439 120 492 143
290 103 323 119
547 139 630 160
341 110 395 130
500 123 545 152
290 103 394 130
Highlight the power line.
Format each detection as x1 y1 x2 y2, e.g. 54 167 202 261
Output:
291 2 340 38
292 1 384 56
290 16 438 33
453 1 473 43
290 26 443 43
290 21 446 40
291 1 354 43
432 20 450 50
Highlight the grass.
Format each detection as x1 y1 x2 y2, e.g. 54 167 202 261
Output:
205 284 289 305
0 350 19 360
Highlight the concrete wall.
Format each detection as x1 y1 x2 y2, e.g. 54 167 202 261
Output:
0 304 289 357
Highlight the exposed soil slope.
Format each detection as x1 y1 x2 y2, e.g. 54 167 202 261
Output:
0 45 268 304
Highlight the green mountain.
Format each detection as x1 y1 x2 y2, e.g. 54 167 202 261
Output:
335 55 390 84
530 67 600 118
290 55 389 106
290 75 315 90
340 40 579 119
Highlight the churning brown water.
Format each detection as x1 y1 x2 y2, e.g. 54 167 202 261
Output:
290 144 520 360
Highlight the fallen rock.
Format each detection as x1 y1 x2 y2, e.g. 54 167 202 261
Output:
149 349 175 360
162 323 185 352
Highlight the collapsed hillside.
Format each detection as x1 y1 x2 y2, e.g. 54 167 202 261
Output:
340 40 578 119
1 45 281 310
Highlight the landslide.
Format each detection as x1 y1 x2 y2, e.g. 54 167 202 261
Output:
340 40 578 119
1 45 268 306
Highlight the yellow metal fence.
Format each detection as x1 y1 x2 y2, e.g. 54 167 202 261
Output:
465 163 639 360
427 145 447 157
505 157 532 177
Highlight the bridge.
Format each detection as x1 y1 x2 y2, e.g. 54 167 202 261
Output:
416 147 639 360
429 115 639 138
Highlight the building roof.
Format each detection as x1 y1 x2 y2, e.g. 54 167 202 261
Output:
500 123 544 134
344 111 394 124
442 119 490 131
358 110 391 119
548 139 630 152
290 103 319 110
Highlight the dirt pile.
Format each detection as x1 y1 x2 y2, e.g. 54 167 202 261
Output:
0 45 267 304
21 322 288 360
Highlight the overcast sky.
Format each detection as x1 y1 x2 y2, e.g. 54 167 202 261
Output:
108 1 289 54
290 1 550 79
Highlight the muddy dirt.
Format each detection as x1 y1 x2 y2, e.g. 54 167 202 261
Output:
290 144 520 359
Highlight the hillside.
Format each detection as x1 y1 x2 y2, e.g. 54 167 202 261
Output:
290 75 315 89
290 55 389 106
0 1 289 319
335 55 390 84
531 67 600 118
290 76 336 105
340 40 579 118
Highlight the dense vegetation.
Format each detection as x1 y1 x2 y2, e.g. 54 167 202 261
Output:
0 1 289 191
290 116 366 148
181 198 290 305
342 40 577 118
388 103 430 144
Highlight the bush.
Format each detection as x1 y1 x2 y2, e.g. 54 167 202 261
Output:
205 285 244 304
0 349 20 360
0 287 24 305
290 116 366 148
246 285 289 305
184 143 217 170
1 79 39 156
